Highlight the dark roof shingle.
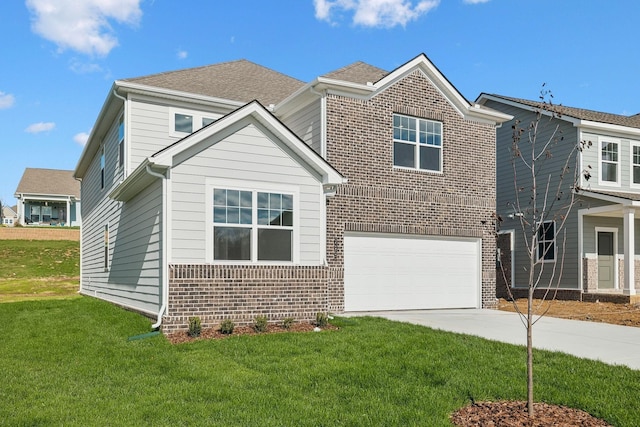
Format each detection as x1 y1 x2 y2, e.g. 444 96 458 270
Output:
321 61 389 85
123 59 305 106
15 168 80 198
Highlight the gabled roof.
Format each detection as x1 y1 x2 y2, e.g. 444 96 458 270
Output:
110 101 345 202
2 205 18 217
478 94 640 129
15 168 80 199
122 59 305 106
320 61 389 85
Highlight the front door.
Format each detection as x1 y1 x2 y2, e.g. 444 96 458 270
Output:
597 231 615 289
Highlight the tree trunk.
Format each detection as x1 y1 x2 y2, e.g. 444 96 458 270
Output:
527 284 534 418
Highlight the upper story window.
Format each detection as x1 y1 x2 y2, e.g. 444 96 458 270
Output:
536 220 555 262
170 108 219 137
118 115 125 169
632 144 640 186
213 188 294 262
100 146 105 189
393 113 442 172
600 140 619 184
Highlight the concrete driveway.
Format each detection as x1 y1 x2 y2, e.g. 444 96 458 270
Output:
344 309 640 370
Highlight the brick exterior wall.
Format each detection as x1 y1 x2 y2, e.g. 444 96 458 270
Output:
0 227 79 241
324 70 498 310
163 264 329 333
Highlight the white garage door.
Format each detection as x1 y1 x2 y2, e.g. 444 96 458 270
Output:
344 234 481 311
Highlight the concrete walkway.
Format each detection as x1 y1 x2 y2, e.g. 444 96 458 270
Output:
344 309 640 370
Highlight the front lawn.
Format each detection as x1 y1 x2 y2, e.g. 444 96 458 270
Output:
0 297 638 426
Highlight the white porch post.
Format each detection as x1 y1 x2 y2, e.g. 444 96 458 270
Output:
623 207 636 295
66 199 70 227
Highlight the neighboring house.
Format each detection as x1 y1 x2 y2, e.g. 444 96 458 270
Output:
14 168 81 227
2 205 18 226
477 94 640 301
74 54 511 332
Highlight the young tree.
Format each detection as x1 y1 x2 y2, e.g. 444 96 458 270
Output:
498 85 591 418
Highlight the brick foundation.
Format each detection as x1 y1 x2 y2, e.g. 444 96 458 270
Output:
162 264 330 333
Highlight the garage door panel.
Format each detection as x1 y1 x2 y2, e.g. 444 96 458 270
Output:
344 234 480 311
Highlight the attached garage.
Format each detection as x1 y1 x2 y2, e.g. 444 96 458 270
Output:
343 233 481 311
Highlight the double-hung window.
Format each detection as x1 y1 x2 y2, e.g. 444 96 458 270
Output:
118 115 125 169
632 144 640 186
600 141 619 184
100 146 105 189
213 188 294 262
170 108 219 137
536 220 555 262
393 113 442 172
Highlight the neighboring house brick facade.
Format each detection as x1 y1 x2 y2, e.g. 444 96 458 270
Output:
14 168 81 227
75 54 511 333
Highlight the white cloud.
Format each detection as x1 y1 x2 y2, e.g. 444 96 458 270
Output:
177 50 188 60
74 131 90 146
25 0 143 56
25 122 56 133
69 59 103 74
0 92 15 109
463 0 490 4
314 0 439 28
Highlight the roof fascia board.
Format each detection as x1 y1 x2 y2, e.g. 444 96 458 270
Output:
576 120 640 138
476 93 576 123
579 190 633 206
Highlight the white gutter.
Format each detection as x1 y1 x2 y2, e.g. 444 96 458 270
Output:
145 164 169 330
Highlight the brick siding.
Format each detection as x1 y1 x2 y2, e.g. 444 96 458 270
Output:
0 227 79 241
324 70 498 310
162 264 329 333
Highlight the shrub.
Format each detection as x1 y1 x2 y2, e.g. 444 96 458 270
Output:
219 319 235 335
315 312 329 328
282 317 295 330
254 315 268 333
188 317 202 337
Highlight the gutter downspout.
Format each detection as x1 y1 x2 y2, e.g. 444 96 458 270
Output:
146 164 168 330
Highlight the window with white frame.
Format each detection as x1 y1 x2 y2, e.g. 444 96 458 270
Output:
632 144 640 185
600 141 619 183
536 220 555 262
100 146 105 189
104 224 109 271
213 188 294 262
170 109 219 137
393 113 442 172
118 115 125 169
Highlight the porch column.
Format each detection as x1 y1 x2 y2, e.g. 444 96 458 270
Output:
623 207 636 295
66 199 70 227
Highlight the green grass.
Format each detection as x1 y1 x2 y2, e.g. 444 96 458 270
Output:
0 297 638 426
0 240 79 302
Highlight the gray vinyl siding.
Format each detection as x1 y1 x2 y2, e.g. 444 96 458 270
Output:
487 100 582 289
80 109 162 315
579 131 640 192
170 123 324 264
281 99 322 155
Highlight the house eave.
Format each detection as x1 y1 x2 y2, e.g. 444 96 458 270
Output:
108 160 168 202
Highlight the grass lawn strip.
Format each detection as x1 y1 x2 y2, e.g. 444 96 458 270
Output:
0 297 638 426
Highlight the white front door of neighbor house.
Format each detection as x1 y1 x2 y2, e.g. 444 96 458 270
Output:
597 230 616 290
343 233 481 311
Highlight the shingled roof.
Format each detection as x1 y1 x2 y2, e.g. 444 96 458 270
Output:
15 168 80 198
321 61 389 85
122 59 305 106
488 94 640 129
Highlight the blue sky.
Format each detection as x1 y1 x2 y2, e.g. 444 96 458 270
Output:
1 0 639 206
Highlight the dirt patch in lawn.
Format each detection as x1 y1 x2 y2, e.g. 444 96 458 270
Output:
498 298 640 327
166 322 338 344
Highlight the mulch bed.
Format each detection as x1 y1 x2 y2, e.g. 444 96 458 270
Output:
165 322 338 344
451 401 612 426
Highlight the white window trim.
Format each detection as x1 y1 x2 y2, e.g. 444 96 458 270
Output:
535 220 556 263
205 178 300 264
392 113 443 174
169 107 221 138
117 114 125 170
630 142 640 189
598 139 620 187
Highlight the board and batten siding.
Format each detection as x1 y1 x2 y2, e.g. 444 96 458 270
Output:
487 99 582 289
281 99 323 155
169 122 325 264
